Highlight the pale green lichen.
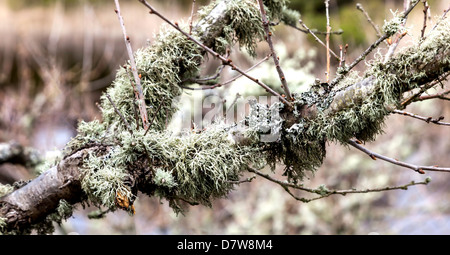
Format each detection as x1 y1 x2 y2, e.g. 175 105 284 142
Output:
382 10 404 36
0 217 6 234
281 7 301 27
60 0 294 214
47 199 74 224
101 27 203 132
154 168 177 189
123 123 264 213
81 149 134 209
196 0 291 57
0 183 13 197
274 19 449 182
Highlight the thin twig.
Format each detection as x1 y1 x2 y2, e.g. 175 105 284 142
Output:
287 24 343 35
325 0 331 83
225 175 256 184
298 19 341 61
393 109 450 126
401 72 449 106
331 34 388 86
188 0 196 35
248 167 430 203
180 54 271 91
348 139 450 173
183 65 225 85
331 1 420 87
417 89 450 101
182 50 230 84
429 4 449 33
220 54 272 86
114 0 150 129
138 0 292 107
384 0 418 63
338 44 348 68
144 99 165 136
421 1 430 39
225 93 241 116
106 93 133 134
257 0 291 100
356 3 383 38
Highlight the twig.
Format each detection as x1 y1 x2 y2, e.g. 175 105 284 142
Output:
225 93 241 116
384 0 418 63
401 72 449 106
325 0 331 83
356 3 383 38
247 167 431 203
348 139 450 173
114 0 150 129
331 0 420 87
125 68 142 127
393 109 450 126
338 44 348 68
298 19 341 61
420 1 430 39
429 4 449 33
144 99 165 136
287 24 343 35
106 93 133 134
225 175 256 184
180 54 271 91
220 54 271 86
188 0 196 35
182 50 230 85
417 89 450 101
138 0 292 107
183 65 225 85
331 34 388 86
257 0 292 100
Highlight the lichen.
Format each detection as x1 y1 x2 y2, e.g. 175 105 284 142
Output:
124 123 264 213
81 148 134 210
0 217 6 234
46 199 74 225
382 10 404 36
0 183 13 197
154 168 177 189
281 7 301 27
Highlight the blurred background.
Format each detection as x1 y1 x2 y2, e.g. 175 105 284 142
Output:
0 0 449 234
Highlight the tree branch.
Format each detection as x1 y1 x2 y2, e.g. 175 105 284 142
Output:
348 139 450 174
